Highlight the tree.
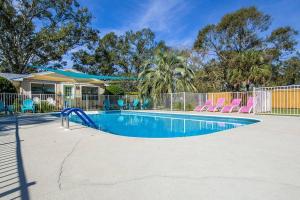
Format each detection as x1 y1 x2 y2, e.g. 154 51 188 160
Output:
281 53 300 85
194 59 224 92
72 28 165 76
73 32 119 75
104 84 125 95
193 7 298 91
227 51 272 90
0 0 97 73
126 28 156 74
0 77 17 93
138 50 196 103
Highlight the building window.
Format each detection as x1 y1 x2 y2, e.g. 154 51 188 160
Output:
31 83 55 94
64 85 74 98
82 86 98 100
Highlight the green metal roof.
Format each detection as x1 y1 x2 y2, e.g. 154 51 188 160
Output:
30 66 137 81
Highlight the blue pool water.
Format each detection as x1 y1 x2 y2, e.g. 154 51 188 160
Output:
70 111 259 138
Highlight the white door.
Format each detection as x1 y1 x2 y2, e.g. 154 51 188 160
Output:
63 85 74 108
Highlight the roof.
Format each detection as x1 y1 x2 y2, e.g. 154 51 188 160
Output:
1 67 137 84
28 66 137 81
44 68 137 81
0 73 32 81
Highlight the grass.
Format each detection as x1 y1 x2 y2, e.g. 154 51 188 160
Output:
271 108 300 115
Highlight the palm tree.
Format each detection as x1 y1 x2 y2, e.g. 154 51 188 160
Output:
138 50 196 103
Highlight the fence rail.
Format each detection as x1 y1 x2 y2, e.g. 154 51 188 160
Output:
0 85 299 116
0 93 138 113
254 85 300 115
155 85 300 116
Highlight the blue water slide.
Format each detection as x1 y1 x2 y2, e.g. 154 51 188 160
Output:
61 108 96 128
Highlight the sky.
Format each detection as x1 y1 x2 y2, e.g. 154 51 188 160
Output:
77 0 300 49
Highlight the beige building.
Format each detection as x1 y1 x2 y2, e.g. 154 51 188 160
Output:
0 69 105 97
0 69 108 109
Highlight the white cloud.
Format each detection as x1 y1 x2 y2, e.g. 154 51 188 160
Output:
130 0 189 33
97 0 194 48
99 28 127 36
168 37 195 49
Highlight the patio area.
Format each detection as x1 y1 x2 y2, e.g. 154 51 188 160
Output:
0 112 300 200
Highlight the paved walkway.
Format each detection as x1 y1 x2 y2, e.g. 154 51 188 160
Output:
0 112 300 200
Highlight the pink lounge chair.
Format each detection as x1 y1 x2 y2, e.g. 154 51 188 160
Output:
194 100 212 112
221 98 241 113
239 97 254 113
207 98 225 112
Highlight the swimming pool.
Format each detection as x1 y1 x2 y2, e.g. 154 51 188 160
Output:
70 111 259 138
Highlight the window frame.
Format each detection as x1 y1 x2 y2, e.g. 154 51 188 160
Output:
30 82 56 95
81 85 99 100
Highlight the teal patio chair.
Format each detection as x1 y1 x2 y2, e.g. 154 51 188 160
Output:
21 99 35 113
141 99 150 110
0 101 5 112
7 105 14 114
117 99 125 110
103 99 111 111
131 99 140 110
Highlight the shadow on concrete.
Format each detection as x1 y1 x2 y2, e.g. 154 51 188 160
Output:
0 113 59 132
0 116 40 200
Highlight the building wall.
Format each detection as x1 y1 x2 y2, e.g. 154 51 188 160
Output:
20 80 31 95
19 79 104 96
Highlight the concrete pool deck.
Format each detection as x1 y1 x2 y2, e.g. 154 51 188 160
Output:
0 111 300 200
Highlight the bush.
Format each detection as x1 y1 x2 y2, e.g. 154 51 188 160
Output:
126 91 139 95
12 98 21 112
36 101 55 113
104 84 124 95
173 102 183 110
0 77 17 93
186 104 194 111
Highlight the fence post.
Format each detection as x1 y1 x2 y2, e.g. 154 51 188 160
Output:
183 92 186 111
253 87 256 114
170 93 173 111
86 95 88 111
39 94 42 113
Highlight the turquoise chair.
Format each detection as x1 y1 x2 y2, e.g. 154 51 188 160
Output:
131 99 139 110
21 99 35 113
103 99 110 111
7 105 14 114
141 99 150 110
117 99 125 110
0 101 5 112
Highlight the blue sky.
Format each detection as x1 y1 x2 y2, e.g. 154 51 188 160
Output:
77 0 300 49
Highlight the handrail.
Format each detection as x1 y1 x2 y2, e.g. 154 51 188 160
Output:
61 108 96 129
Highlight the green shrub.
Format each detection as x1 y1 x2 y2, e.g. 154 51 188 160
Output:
104 84 124 95
126 91 139 95
12 98 21 112
173 102 183 110
36 101 55 113
186 103 194 111
0 77 17 93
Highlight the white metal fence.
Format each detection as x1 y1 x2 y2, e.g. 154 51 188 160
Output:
254 85 300 115
154 85 300 116
154 92 253 112
0 85 299 115
0 93 138 113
